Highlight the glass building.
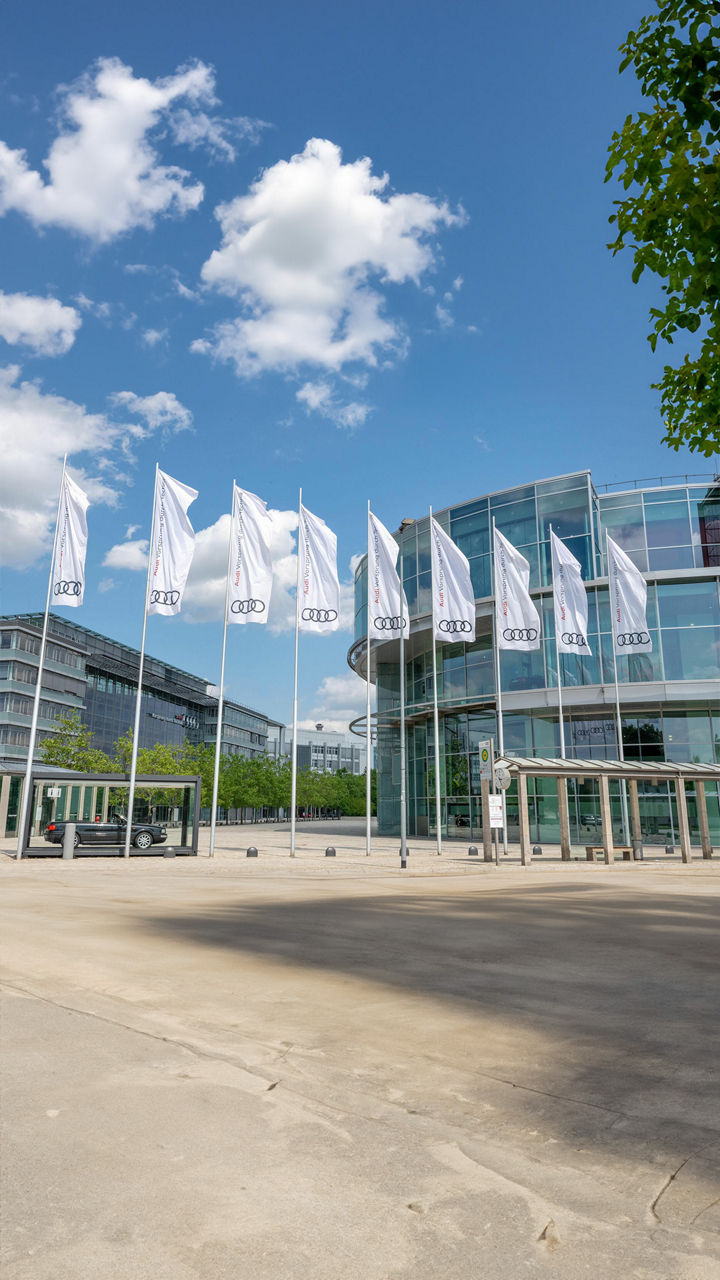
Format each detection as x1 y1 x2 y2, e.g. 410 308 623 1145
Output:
348 472 720 847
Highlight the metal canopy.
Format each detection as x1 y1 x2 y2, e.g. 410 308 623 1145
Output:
496 756 720 782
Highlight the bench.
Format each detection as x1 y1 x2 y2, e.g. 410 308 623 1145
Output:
585 845 635 862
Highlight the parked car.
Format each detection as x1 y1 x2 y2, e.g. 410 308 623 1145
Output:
44 813 167 850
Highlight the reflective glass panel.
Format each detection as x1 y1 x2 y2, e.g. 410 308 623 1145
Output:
643 500 691 548
657 580 720 629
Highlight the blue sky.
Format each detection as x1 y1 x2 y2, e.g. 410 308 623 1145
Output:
0 0 710 731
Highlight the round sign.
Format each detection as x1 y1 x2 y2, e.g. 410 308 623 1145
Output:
494 766 512 791
480 747 489 764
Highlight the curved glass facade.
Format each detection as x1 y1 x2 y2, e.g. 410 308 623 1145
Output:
349 472 720 846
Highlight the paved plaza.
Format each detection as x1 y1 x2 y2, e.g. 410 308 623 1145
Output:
1 822 719 1278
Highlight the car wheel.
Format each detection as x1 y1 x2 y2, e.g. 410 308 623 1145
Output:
73 832 81 848
133 830 153 849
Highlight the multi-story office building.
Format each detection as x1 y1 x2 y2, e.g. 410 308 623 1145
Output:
348 472 720 845
0 614 283 763
269 725 370 775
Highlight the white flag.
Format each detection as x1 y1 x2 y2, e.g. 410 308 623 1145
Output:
298 504 340 633
607 534 652 655
227 486 273 625
147 469 198 617
430 516 476 643
551 530 591 656
494 527 541 650
52 471 89 608
368 510 407 637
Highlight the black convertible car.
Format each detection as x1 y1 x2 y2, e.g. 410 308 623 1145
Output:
44 813 167 850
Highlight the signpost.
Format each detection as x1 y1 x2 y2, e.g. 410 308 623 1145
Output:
488 794 505 828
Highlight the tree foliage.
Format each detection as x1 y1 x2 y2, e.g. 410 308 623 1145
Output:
606 0 720 455
40 711 114 773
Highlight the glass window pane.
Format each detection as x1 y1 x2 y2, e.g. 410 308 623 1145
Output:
469 556 491 598
599 502 644 548
648 546 695 571
658 580 720 629
662 628 720 680
643 500 691 548
537 488 592 539
492 498 537 548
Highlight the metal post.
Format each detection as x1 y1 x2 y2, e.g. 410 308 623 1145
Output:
209 482 235 858
16 455 66 859
492 518 508 855
399 546 408 865
290 489 302 857
549 525 567 759
429 507 442 855
124 463 158 859
605 530 630 846
366 501 372 855
62 821 75 860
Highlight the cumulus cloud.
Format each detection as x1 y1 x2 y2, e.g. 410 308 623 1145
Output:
109 390 192 433
0 58 221 242
103 537 149 570
193 137 463 384
0 291 81 355
298 671 374 735
170 109 269 162
0 366 194 568
296 380 370 431
141 327 168 347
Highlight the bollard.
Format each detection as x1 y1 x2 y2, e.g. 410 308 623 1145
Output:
62 822 76 860
468 845 478 856
533 844 543 857
665 842 674 857
632 839 644 861
399 847 407 869
246 846 258 858
163 847 176 858
325 847 336 857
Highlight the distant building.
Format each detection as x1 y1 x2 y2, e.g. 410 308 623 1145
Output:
269 724 371 775
0 613 283 836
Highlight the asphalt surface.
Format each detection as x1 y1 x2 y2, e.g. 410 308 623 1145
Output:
1 835 719 1279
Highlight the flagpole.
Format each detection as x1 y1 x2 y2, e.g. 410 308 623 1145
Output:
606 530 630 843
492 518 508 854
290 488 302 857
549 526 567 759
124 463 158 859
16 456 67 859
209 482 235 858
365 501 372 855
398 544 408 863
429 508 442 855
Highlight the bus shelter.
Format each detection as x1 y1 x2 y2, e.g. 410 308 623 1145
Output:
497 757 720 866
18 771 202 857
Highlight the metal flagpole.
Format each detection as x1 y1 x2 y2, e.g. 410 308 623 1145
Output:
429 507 442 855
124 463 158 859
209 482 235 858
605 530 630 843
365 501 372 855
549 525 567 759
16 455 67 859
399 544 408 864
492 517 508 854
290 488 302 857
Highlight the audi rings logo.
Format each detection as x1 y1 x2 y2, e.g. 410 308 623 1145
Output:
230 598 266 616
54 580 81 597
150 589 180 607
503 627 538 642
373 616 407 632
616 631 650 647
439 619 472 635
302 608 338 624
562 632 588 647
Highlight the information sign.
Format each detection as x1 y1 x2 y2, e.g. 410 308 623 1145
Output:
488 794 505 829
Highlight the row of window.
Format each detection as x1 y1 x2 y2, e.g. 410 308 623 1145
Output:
0 661 85 699
0 630 85 669
0 693 68 721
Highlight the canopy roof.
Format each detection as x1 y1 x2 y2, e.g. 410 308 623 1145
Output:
497 756 720 782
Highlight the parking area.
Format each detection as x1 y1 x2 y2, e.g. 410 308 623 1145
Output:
1 839 719 1278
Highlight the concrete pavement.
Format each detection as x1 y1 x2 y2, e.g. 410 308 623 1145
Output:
1 835 719 1278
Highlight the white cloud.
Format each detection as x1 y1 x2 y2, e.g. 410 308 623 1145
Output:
0 291 81 355
0 365 120 568
194 137 463 380
296 380 370 430
170 109 269 162
0 58 219 242
452 275 464 291
298 671 374 735
109 390 192 432
103 537 148 570
435 304 454 329
141 327 168 348
97 577 115 593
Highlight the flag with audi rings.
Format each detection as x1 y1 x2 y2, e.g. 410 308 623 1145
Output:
430 516 476 643
51 471 89 608
298 503 340 634
367 509 407 636
227 485 273 625
494 527 541 651
607 534 652 655
550 530 591 656
147 469 198 617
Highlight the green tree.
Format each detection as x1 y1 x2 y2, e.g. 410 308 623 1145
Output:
40 711 113 773
606 0 720 455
